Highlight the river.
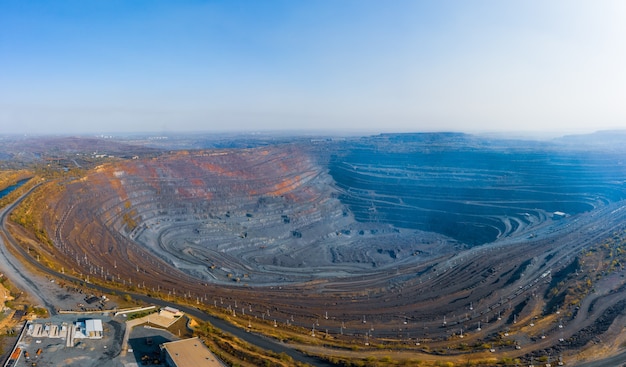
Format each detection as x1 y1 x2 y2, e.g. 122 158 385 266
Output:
0 178 30 199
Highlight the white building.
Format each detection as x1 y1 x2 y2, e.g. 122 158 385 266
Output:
74 319 103 339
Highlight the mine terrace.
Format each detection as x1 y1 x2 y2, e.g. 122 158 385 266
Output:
3 131 626 366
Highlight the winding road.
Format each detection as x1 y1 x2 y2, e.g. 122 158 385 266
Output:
0 183 58 313
0 185 335 367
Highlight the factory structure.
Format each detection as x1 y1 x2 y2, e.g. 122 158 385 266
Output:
27 318 103 343
3 309 224 367
160 337 225 367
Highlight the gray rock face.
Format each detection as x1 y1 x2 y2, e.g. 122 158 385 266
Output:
43 133 626 286
48 144 448 285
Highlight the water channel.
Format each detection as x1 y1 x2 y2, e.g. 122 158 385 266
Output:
0 178 30 199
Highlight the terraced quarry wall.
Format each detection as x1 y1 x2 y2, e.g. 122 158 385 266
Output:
38 144 443 285
329 135 626 246
11 133 626 364
27 135 626 288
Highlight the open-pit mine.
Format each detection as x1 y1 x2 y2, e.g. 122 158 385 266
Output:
4 132 626 366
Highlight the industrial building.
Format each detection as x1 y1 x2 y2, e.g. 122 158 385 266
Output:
159 306 183 319
27 318 103 341
160 337 225 367
81 319 104 339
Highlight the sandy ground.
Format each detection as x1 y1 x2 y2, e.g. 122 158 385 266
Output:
0 232 104 315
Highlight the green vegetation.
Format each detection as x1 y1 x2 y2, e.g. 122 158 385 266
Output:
8 182 56 248
126 310 154 321
0 171 34 209
28 305 48 317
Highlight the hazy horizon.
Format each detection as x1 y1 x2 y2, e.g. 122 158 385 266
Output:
4 128 626 142
2 1 625 135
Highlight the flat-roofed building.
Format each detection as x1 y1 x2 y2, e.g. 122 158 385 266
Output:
160 306 183 318
74 319 103 339
85 319 103 338
161 337 224 367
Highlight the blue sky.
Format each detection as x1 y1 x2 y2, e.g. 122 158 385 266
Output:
1 0 625 135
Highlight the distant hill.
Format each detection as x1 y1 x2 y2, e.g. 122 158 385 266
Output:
553 130 626 151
